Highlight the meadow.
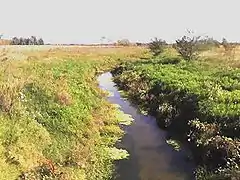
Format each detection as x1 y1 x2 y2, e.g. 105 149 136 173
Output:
112 46 240 179
0 46 148 180
1 44 240 180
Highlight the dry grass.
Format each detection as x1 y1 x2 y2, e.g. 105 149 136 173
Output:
0 45 149 62
198 45 240 68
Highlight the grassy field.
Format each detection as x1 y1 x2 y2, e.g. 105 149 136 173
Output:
112 47 240 179
0 46 148 180
1 45 239 179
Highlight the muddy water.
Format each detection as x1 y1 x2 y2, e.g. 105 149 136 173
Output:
98 72 195 180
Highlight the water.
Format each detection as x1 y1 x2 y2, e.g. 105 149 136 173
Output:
98 72 195 180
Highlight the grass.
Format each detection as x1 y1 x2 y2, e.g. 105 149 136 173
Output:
0 46 148 180
112 46 240 180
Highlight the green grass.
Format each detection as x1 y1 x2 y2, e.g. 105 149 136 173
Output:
0 46 148 180
112 49 240 179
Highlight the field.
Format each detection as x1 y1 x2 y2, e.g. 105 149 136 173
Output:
0 46 148 180
112 46 240 179
1 44 240 180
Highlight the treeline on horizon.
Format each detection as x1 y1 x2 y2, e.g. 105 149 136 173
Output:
10 36 44 45
1 34 240 46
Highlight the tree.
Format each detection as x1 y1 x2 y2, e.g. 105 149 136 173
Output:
148 38 167 56
19 37 24 45
10 36 44 45
116 39 131 46
38 38 44 45
11 37 20 45
24 38 30 45
174 31 201 61
30 36 37 45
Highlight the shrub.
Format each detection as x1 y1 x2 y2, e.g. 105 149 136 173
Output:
148 38 167 57
174 31 201 61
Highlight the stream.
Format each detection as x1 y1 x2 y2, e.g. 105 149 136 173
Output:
98 72 196 180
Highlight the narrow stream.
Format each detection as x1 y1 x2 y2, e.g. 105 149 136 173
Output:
98 72 195 180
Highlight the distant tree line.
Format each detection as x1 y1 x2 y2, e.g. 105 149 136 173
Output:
10 36 44 45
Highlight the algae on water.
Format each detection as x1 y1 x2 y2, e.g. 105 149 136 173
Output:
116 111 134 126
105 147 129 160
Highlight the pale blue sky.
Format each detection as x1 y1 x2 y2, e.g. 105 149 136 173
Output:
1 0 240 43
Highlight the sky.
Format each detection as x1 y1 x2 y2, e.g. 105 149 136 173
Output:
1 0 240 44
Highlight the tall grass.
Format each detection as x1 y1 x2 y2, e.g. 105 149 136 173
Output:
0 46 148 179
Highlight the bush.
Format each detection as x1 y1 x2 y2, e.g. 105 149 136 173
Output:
148 38 167 57
174 31 201 61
